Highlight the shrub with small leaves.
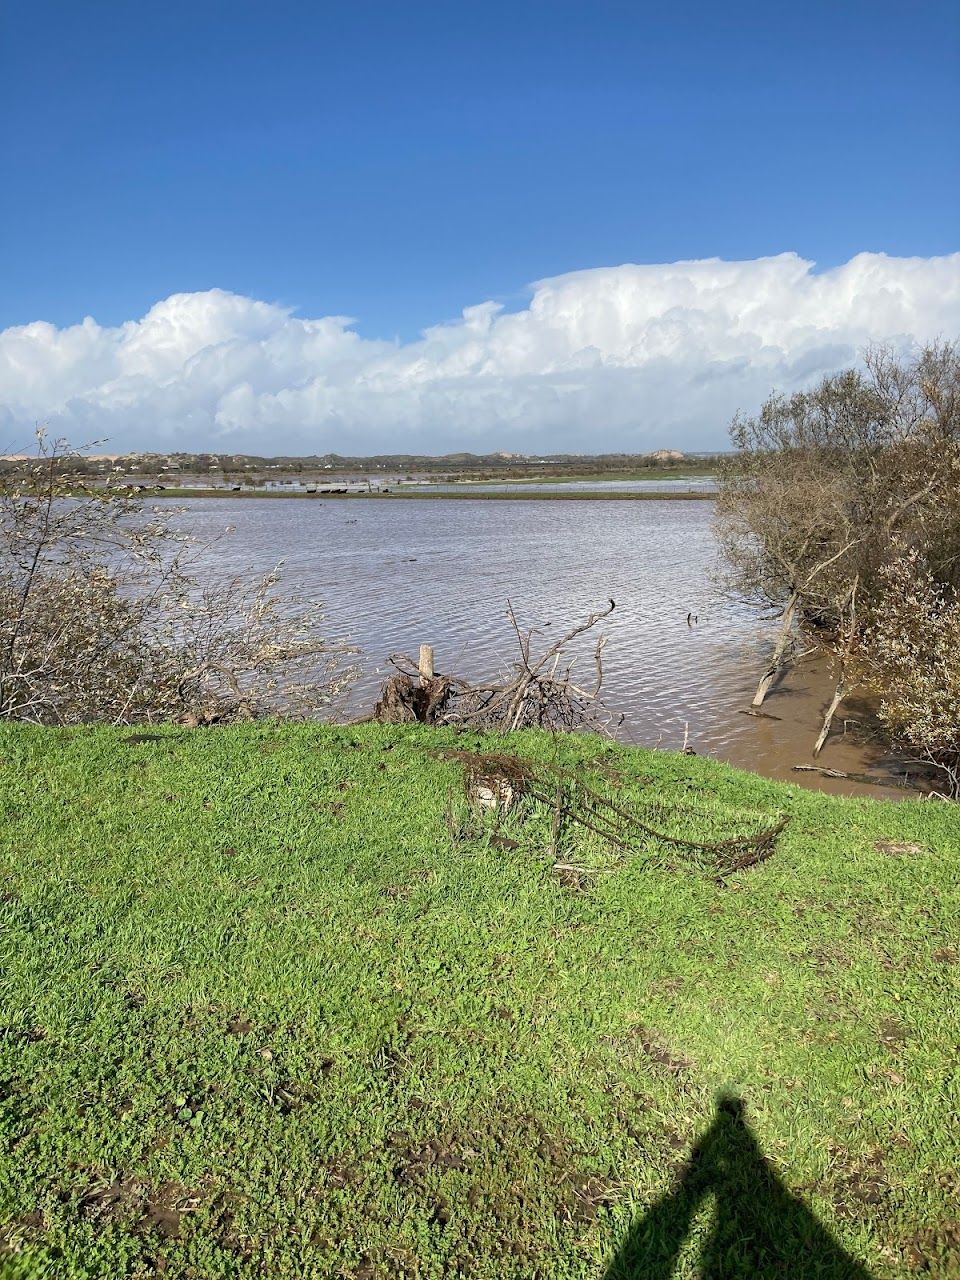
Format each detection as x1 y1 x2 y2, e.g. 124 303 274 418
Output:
864 552 960 795
0 431 357 725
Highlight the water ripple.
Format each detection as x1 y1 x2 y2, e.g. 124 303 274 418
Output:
166 497 771 755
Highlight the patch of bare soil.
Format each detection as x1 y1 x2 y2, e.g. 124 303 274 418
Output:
375 1111 621 1272
634 1025 693 1075
345 1248 421 1279
647 975 685 998
0 1210 45 1259
488 832 520 850
552 864 593 892
824 1146 892 1223
875 840 928 857
879 1018 911 1050
902 1221 960 1274
79 1174 207 1239
316 1157 363 1192
0 1024 45 1044
387 1130 473 1186
806 945 846 977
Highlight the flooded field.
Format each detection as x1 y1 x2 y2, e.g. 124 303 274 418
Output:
166 496 913 797
361 476 717 495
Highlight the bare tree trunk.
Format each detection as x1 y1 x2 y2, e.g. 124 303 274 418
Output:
812 678 846 756
812 576 858 757
418 644 434 685
752 590 799 706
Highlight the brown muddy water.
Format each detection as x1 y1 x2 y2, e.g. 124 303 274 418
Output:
167 496 916 799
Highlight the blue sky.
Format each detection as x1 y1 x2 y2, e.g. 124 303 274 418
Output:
0 1 957 454
2 0 957 338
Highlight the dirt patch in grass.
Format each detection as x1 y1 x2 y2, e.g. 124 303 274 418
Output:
0 1023 46 1044
828 1149 891 1220
552 864 594 892
488 832 520 851
902 1221 960 1273
316 1156 363 1192
257 1055 334 1115
388 1130 474 1184
647 975 685 998
348 1248 421 1279
875 840 928 857
0 1210 45 1259
807 944 854 977
879 1018 911 1050
371 1110 622 1267
79 1174 207 1239
634 1025 693 1075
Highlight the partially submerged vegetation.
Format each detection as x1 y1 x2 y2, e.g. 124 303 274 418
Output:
375 602 618 735
0 434 357 727
716 341 960 793
1 724 958 1277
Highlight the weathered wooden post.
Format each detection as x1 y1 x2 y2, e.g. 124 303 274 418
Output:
418 644 434 686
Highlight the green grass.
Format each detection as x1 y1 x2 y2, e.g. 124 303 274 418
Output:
477 466 717 484
0 724 958 1279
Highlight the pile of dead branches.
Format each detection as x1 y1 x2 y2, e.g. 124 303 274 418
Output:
374 600 616 733
439 748 789 881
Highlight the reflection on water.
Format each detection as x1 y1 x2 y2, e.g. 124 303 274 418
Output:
165 497 910 797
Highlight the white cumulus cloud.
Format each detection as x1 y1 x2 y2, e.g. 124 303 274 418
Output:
1 251 958 454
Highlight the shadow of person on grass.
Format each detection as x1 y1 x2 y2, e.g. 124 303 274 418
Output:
604 1094 873 1279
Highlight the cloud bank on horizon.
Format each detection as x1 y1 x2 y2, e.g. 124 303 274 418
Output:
2 252 959 456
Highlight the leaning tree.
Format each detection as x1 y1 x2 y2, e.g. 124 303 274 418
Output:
715 341 960 768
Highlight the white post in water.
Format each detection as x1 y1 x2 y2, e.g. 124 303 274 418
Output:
418 644 435 686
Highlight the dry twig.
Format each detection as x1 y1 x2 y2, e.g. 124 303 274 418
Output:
375 600 616 733
437 748 788 878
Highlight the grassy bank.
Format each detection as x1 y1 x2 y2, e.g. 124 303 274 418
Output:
1 724 958 1278
437 466 718 484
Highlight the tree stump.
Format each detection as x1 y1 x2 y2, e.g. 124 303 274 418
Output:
374 672 452 724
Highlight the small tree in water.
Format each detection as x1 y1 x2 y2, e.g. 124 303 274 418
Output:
715 341 960 790
0 431 357 725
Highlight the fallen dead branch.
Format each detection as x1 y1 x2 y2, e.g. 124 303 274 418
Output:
792 764 911 789
375 600 616 733
438 748 788 878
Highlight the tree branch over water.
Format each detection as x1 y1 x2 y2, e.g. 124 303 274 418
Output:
0 430 358 725
715 340 960 791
